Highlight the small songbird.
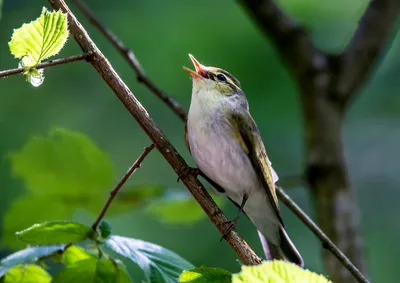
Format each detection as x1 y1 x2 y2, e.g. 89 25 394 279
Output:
183 54 303 266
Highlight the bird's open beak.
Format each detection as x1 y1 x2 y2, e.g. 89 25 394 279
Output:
183 54 208 79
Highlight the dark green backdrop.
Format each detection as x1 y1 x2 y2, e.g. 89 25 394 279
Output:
1 0 399 282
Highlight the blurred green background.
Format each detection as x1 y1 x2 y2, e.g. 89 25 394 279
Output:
0 0 399 282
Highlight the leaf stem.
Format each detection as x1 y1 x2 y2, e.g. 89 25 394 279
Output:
91 144 155 230
0 52 93 78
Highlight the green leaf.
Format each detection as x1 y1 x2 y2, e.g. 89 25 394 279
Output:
104 235 194 283
63 246 95 266
179 266 231 283
99 221 112 240
3 128 115 248
8 7 68 86
9 128 114 195
4 264 51 283
0 0 3 20
232 261 332 283
146 191 223 224
52 257 131 283
0 245 63 277
16 221 94 245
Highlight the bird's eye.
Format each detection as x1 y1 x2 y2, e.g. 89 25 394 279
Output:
216 74 227 82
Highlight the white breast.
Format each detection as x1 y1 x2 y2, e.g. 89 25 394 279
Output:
187 101 261 202
187 93 282 241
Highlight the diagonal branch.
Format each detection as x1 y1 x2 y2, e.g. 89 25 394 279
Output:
237 0 318 77
276 186 369 283
71 2 371 280
0 52 93 78
48 0 261 265
70 0 187 120
92 144 155 230
335 0 400 104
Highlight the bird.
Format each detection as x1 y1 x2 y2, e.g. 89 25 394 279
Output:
183 54 303 267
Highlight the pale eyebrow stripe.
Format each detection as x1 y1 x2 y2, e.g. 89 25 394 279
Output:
217 70 241 89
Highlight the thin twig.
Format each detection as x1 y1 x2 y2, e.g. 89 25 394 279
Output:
335 0 400 104
276 186 370 283
48 0 261 265
92 144 155 230
70 0 187 120
0 52 93 78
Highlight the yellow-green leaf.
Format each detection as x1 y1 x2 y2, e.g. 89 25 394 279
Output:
4 264 51 283
9 7 68 65
52 257 131 283
8 7 69 86
232 261 332 283
179 266 231 283
63 246 94 266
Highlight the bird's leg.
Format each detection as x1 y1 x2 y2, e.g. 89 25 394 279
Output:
219 194 248 241
177 167 201 182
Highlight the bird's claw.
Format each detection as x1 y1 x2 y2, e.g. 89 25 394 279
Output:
219 219 239 242
177 167 200 182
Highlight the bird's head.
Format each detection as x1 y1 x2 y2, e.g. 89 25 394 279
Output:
183 54 244 103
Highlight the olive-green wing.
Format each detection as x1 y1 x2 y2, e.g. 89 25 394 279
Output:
232 111 283 225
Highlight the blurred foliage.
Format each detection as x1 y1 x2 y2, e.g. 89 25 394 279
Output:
146 191 223 224
0 0 399 282
3 128 115 248
3 128 202 249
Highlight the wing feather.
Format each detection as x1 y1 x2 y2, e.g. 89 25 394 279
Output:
232 111 283 225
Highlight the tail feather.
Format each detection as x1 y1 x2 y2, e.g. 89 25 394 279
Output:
279 227 304 267
258 227 304 267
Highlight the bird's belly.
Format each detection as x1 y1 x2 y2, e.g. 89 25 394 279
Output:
188 129 260 200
